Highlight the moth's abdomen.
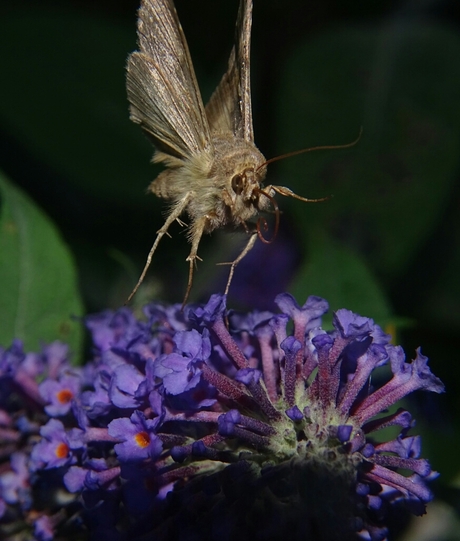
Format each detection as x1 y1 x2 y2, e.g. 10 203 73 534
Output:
150 151 213 201
149 170 176 199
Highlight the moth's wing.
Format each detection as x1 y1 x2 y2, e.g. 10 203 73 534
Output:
205 0 254 142
127 0 212 160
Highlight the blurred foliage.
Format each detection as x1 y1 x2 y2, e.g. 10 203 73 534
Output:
0 0 459 537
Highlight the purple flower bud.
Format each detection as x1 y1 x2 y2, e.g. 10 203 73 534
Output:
286 405 303 421
234 368 262 386
190 294 227 326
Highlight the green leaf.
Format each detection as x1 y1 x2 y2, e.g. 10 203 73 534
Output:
290 229 393 328
0 172 83 357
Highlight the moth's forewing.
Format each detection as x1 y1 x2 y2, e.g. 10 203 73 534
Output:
205 0 254 142
126 0 212 161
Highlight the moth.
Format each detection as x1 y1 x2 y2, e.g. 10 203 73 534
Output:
126 0 325 304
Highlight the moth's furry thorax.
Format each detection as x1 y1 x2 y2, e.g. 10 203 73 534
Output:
150 134 268 233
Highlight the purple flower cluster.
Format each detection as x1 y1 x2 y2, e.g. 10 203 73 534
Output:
0 293 444 540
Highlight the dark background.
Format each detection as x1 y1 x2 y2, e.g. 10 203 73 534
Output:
1 1 460 535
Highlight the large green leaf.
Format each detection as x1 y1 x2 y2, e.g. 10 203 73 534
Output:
0 173 83 356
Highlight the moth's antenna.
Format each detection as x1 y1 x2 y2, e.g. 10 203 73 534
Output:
256 127 363 171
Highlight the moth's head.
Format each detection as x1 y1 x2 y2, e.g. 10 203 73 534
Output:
213 136 269 218
230 162 267 203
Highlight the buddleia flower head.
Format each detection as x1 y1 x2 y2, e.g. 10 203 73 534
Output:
0 293 443 541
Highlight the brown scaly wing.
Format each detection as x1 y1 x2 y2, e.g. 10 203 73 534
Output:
205 0 254 142
126 0 212 161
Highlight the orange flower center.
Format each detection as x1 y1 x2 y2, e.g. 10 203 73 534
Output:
55 442 69 459
57 389 74 404
134 431 150 448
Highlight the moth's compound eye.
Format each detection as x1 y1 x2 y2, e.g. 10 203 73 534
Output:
231 173 244 195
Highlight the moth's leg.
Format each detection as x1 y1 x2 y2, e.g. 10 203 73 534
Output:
126 193 192 304
183 215 208 307
223 231 258 296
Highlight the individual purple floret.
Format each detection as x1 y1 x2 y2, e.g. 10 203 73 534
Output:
30 419 81 471
0 294 444 541
39 374 81 417
108 410 163 462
